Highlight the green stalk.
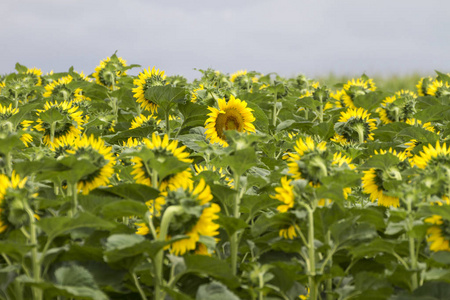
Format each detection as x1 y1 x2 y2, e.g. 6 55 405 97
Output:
4 152 12 177
394 107 400 123
24 202 42 300
50 121 56 144
132 272 148 300
165 110 170 138
258 273 264 300
153 205 183 300
71 184 78 216
353 123 365 145
318 105 324 123
230 174 241 276
406 196 418 290
307 205 317 300
272 91 278 127
325 231 333 300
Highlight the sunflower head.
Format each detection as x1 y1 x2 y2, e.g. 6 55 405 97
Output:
34 101 84 146
92 55 127 89
0 171 37 233
287 137 328 184
21 67 43 86
425 215 450 252
129 114 159 129
341 78 376 108
191 84 205 103
150 179 220 256
132 67 167 114
376 90 417 124
194 164 234 188
331 107 377 145
230 70 248 83
412 141 450 169
204 95 256 147
130 133 193 190
65 135 116 194
427 80 450 98
416 77 433 96
271 176 295 213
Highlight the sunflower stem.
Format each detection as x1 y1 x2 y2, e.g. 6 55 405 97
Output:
394 107 400 123
131 272 148 300
50 121 56 144
4 152 12 177
272 91 278 127
165 110 170 138
154 205 183 300
354 123 365 145
230 174 241 276
71 183 78 216
24 200 42 300
307 204 317 300
325 231 333 300
406 195 419 291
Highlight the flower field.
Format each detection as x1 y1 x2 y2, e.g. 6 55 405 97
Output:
1 54 450 300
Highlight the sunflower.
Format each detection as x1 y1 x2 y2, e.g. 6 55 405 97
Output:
376 90 417 124
0 103 33 146
331 107 377 145
340 78 376 108
279 225 299 240
191 84 205 103
21 67 43 86
48 132 77 158
132 67 167 114
64 135 116 194
204 95 256 147
230 70 247 83
412 141 450 169
92 55 127 89
130 133 193 191
424 215 450 252
34 101 84 146
427 80 450 97
298 83 333 112
416 77 433 96
271 176 295 213
331 89 347 108
0 171 33 233
194 164 234 188
43 75 90 103
138 179 220 256
362 148 406 207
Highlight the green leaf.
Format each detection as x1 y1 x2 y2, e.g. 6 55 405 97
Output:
177 102 209 135
144 86 187 112
102 184 159 202
101 200 148 219
360 152 400 170
8 102 41 128
215 215 248 238
38 212 116 240
55 265 98 289
0 241 33 261
184 255 239 288
38 107 65 124
196 281 239 300
15 62 28 73
214 147 258 177
414 105 450 123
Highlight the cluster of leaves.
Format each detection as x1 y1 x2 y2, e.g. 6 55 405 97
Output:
1 57 450 300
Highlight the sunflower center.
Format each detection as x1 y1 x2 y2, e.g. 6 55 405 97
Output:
215 109 244 139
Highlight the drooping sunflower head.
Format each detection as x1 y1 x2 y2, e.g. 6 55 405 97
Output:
416 76 433 96
130 133 193 190
43 75 73 100
0 171 36 233
331 107 377 146
154 178 220 256
412 141 450 169
230 70 248 83
424 215 450 252
129 114 159 129
361 148 407 208
271 176 295 213
22 67 43 86
48 132 77 158
427 80 450 98
194 164 234 188
204 95 256 147
34 101 85 146
65 135 116 195
132 67 167 114
287 137 328 184
376 90 417 124
191 84 205 103
92 55 127 89
341 78 376 108
279 224 299 240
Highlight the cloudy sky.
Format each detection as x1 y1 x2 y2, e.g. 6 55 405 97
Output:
1 0 449 80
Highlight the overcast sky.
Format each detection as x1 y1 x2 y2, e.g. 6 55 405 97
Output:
1 0 450 80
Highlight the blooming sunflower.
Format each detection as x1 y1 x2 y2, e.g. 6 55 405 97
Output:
271 176 295 213
0 171 33 233
92 55 127 89
130 133 193 191
340 78 376 108
43 75 90 103
412 141 450 169
34 101 84 145
0 103 33 147
21 67 43 86
427 80 450 97
362 148 407 207
132 67 167 114
376 90 417 124
65 135 116 194
279 225 299 240
425 215 450 252
191 84 205 103
138 179 220 256
331 107 377 145
416 77 433 96
204 95 256 147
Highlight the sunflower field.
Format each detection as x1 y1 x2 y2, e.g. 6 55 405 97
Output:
1 54 450 300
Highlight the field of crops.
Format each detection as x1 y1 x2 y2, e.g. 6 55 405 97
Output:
1 54 450 300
